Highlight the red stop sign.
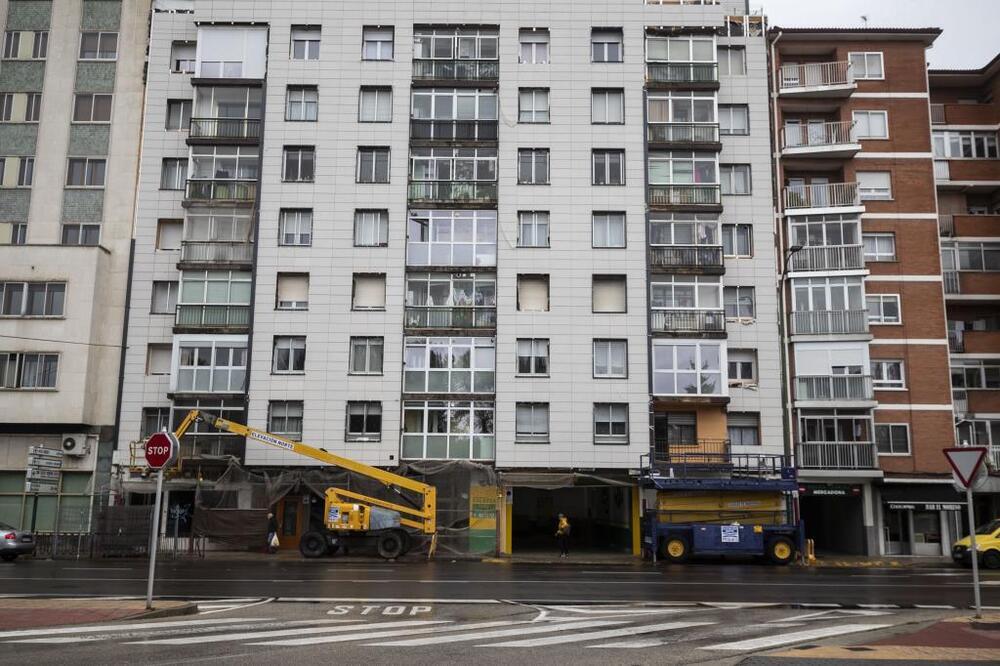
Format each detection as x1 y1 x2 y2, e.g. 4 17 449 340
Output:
145 432 178 469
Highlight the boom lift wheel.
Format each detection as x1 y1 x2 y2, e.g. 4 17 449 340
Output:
299 530 328 558
767 536 795 565
377 529 407 560
662 536 690 563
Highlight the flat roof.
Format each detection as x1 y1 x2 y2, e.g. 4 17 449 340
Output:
767 26 941 45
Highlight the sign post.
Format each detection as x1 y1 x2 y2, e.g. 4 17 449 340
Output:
25 447 63 532
144 432 178 610
943 446 988 619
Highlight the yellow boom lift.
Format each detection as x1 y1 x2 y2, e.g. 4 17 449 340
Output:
170 410 437 559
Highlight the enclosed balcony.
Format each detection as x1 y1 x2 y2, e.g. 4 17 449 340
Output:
788 244 864 272
648 185 722 209
412 59 499 84
780 121 860 159
650 309 726 335
174 304 250 331
410 119 498 144
795 375 875 406
404 306 496 330
179 241 254 268
646 123 722 150
791 309 869 336
184 179 257 205
645 62 719 90
783 182 860 214
188 118 261 144
778 61 855 97
796 441 878 470
648 245 724 273
408 181 497 206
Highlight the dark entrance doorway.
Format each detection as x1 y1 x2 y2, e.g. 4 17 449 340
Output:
800 493 866 555
511 485 631 553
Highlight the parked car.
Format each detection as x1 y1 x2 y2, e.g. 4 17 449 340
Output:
952 518 1000 569
0 522 35 562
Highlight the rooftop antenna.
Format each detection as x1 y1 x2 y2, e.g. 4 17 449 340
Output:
860 15 869 27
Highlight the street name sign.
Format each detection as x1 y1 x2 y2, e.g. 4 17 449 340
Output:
25 446 63 494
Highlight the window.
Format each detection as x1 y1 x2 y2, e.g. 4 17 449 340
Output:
518 88 549 123
276 273 309 310
652 341 724 396
354 210 389 247
66 158 106 187
593 149 625 185
402 400 495 460
269 401 303 441
849 52 884 80
0 93 11 121
871 360 905 389
728 349 757 387
350 337 384 375
517 148 549 185
591 29 623 63
79 32 117 60
362 26 393 61
592 275 626 313
594 403 628 444
406 210 496 267
0 282 65 317
718 46 745 75
347 402 382 441
867 294 901 324
170 42 195 73
649 213 719 247
519 28 549 64
645 34 715 64
517 275 549 312
2 31 18 59
952 360 1000 390
517 211 549 247
279 209 313 246
411 89 497 124
858 172 891 200
156 219 182 249
273 336 306 374
863 233 896 262
951 242 1000 270
25 92 41 122
72 93 112 122
650 275 722 312
592 212 626 248
720 164 751 195
151 281 178 314
406 273 496 313
283 146 315 182
160 158 187 190
719 105 749 135
0 352 58 389
591 88 624 125
358 87 391 122
290 26 320 60
516 403 549 443
410 146 497 185
647 150 717 185
722 224 752 257
141 408 171 438
728 413 760 447
164 99 191 130
286 86 318 121
11 157 33 186
517 339 549 376
62 223 100 246
875 423 909 455
0 31 42 60
146 344 172 376
594 339 627 378
793 276 865 313
724 286 755 319
933 130 999 159
352 274 386 310
853 111 888 139
357 147 390 183
175 342 246 393
190 145 259 182
403 337 495 393
179 270 251 305
185 209 252 244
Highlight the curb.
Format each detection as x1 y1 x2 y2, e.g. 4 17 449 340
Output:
122 601 199 620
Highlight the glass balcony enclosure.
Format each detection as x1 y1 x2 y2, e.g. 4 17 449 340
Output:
406 209 497 267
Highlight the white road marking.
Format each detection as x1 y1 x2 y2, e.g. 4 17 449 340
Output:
779 609 891 623
130 620 437 645
368 619 623 646
249 620 526 647
8 620 355 644
0 617 273 640
914 604 956 609
701 623 892 651
62 567 134 571
485 621 716 648
274 597 502 604
538 606 690 615
700 602 781 609
589 639 665 648
198 598 273 615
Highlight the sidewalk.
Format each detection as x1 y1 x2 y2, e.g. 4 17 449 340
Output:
809 554 954 569
0 598 196 630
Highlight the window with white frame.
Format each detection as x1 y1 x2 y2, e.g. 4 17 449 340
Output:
952 360 1000 389
401 400 495 461
518 88 549 123
875 423 909 455
151 281 178 314
592 89 624 124
141 407 171 437
357 147 390 183
352 273 386 310
346 402 382 441
286 86 318 121
593 149 625 185
647 91 715 124
518 211 549 247
175 341 246 393
519 28 549 64
849 52 884 80
165 99 191 130
793 276 865 312
933 130 999 159
515 403 549 442
191 145 259 181
593 275 626 313
79 31 117 60
0 92 41 123
410 146 497 183
290 26 320 60
719 104 749 135
66 157 106 187
591 29 623 63
279 209 313 246
170 41 195 73
362 26 393 61
0 281 65 316
412 27 498 61
650 274 722 311
410 88 497 122
647 150 717 185
593 212 626 248
517 148 549 185
649 213 719 247
720 164 751 194
406 273 496 309
146 344 171 376
652 340 724 396
858 172 892 200
594 339 627 378
273 336 306 374
645 34 715 63
406 209 496 266
722 223 752 257
863 232 896 262
350 337 384 375
728 349 757 387
594 403 628 444
1 156 34 187
517 338 549 375
160 158 187 190
853 111 888 139
282 146 315 182
179 270 251 305
871 359 904 389
951 242 1000 270
3 30 47 60
269 401 303 441
185 208 251 243
403 336 495 394
356 209 389 247
0 352 58 389
517 274 549 312
62 223 100 246
73 93 112 122
728 412 760 446
276 273 309 310
724 286 755 319
718 46 745 75
789 214 861 249
192 86 262 123
866 294 901 324
359 87 391 122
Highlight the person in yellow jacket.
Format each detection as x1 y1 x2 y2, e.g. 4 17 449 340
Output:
555 513 571 558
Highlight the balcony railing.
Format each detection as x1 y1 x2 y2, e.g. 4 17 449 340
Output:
797 441 878 470
789 244 864 272
412 59 499 82
178 439 245 462
795 375 874 402
648 245 724 270
647 123 720 145
781 121 856 150
175 304 250 329
652 438 730 466
783 182 859 210
791 309 869 335
410 119 498 142
779 61 853 91
650 309 726 333
953 389 968 415
648 184 721 207
944 270 960 294
185 179 257 202
408 181 497 204
404 306 497 330
180 241 254 264
646 62 719 85
188 117 261 140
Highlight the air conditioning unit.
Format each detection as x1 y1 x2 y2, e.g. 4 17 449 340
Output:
61 433 92 457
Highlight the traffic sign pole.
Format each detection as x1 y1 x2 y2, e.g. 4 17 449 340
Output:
965 485 982 619
943 446 988 619
146 467 165 610
143 431 177 611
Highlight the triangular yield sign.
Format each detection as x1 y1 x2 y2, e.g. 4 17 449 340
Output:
943 447 988 488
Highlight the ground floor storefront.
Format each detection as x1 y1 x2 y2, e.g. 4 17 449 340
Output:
875 481 967 557
796 478 880 556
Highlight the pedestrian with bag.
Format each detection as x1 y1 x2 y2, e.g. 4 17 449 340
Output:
555 513 571 558
266 511 279 554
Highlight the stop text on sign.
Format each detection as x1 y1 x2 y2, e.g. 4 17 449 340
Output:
145 432 179 469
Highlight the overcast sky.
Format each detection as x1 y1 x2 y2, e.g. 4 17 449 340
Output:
760 0 999 69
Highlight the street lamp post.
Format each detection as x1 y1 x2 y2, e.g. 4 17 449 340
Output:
777 244 803 551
